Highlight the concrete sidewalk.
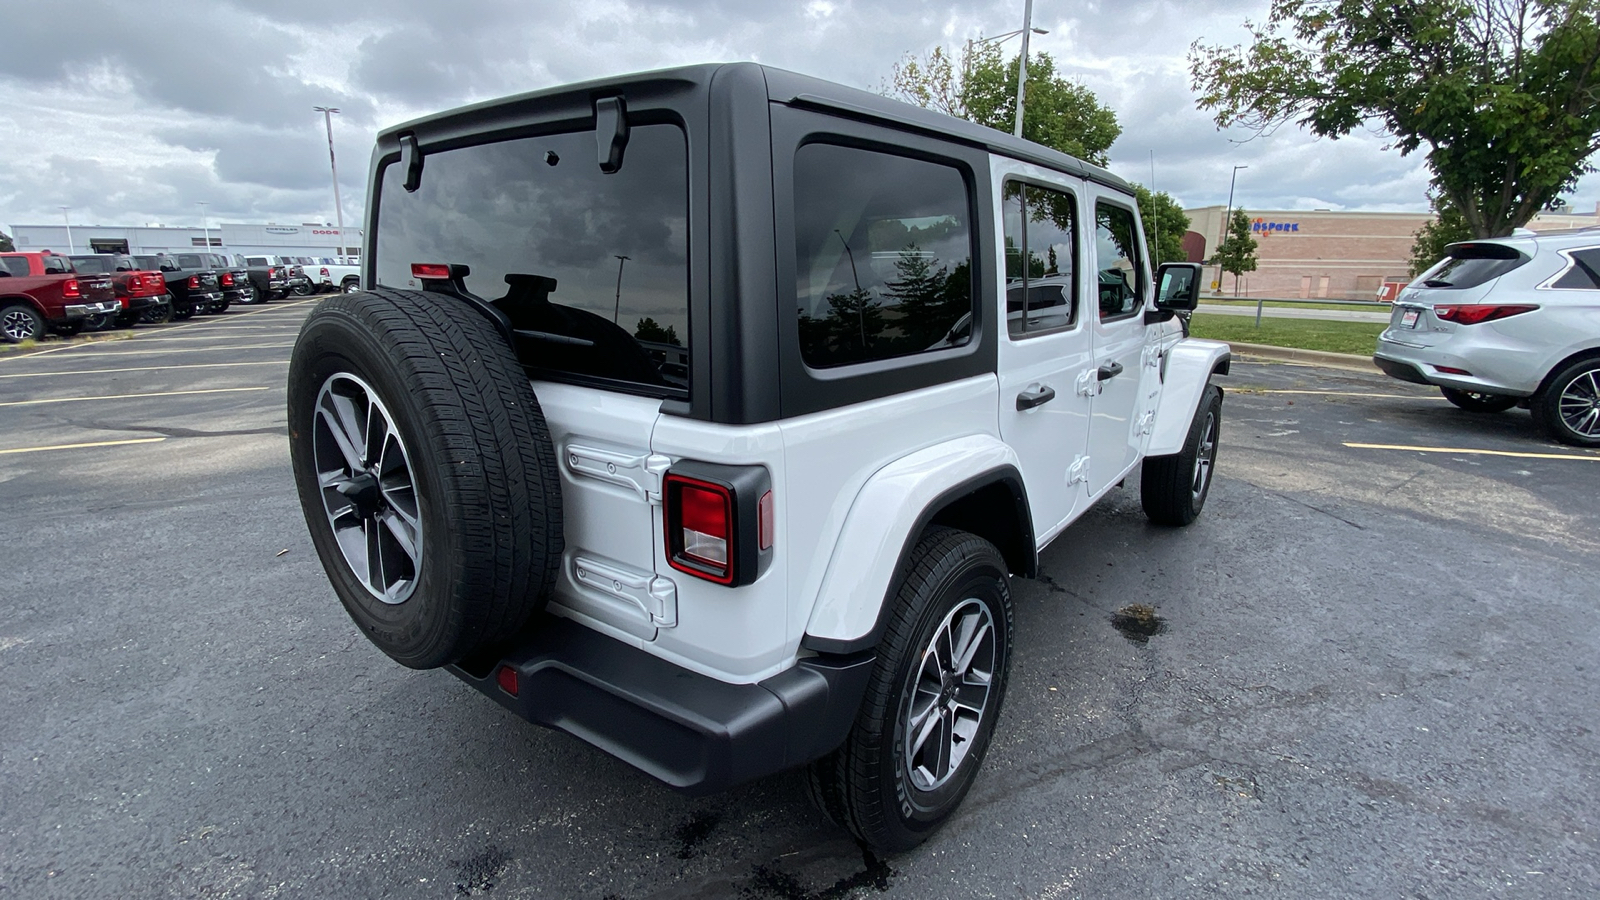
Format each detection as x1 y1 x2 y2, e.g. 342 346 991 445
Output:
1198 303 1392 323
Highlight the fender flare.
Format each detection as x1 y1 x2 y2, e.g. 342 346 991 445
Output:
0 294 47 318
800 435 1034 654
1147 338 1231 457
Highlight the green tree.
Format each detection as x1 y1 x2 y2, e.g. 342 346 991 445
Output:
1133 185 1191 265
1189 0 1600 238
888 42 1121 164
1212 207 1259 293
633 317 680 346
0 230 13 252
1409 197 1474 275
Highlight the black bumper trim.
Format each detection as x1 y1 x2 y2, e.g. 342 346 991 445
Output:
1373 355 1433 386
447 617 874 794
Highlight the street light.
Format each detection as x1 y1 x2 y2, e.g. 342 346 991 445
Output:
314 106 345 257
612 255 631 324
1013 0 1038 139
1214 165 1247 296
197 201 210 251
962 21 1048 122
60 207 73 254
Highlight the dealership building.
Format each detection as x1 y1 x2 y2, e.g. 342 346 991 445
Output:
5 222 362 260
1182 204 1600 300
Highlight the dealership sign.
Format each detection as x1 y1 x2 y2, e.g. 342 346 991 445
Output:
1251 218 1299 235
264 226 300 235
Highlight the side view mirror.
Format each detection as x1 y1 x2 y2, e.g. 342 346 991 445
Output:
1147 262 1202 324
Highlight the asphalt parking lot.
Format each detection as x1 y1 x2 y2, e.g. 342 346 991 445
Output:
2 306 1597 899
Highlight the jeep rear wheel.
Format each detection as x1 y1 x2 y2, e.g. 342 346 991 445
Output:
288 287 563 668
1142 383 1222 527
805 528 1012 852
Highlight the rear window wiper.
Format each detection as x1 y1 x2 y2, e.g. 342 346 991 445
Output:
1423 279 1454 287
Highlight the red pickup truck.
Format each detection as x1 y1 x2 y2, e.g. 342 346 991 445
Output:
0 251 120 342
69 254 174 326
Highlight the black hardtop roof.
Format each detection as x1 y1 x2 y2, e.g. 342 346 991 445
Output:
378 62 1133 194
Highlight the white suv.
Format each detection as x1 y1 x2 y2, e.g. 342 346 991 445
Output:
1374 229 1600 445
287 64 1230 851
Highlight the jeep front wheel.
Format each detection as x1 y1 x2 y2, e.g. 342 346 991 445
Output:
1141 383 1222 526
805 528 1013 852
287 287 564 668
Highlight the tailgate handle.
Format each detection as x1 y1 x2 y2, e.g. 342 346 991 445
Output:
1097 362 1124 381
1016 385 1057 410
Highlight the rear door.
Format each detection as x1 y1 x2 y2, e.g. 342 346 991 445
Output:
992 161 1095 538
1085 191 1156 496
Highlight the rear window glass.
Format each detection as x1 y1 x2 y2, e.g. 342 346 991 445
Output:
175 254 207 269
1552 248 1600 290
792 143 975 368
70 256 112 275
375 125 690 395
0 257 28 278
1420 243 1529 290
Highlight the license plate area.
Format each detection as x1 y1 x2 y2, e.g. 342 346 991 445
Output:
1401 308 1421 328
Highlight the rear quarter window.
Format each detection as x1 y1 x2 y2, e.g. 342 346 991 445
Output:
1550 248 1600 290
1420 243 1530 290
0 257 29 277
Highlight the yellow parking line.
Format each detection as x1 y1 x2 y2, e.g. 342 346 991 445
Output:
1253 389 1443 400
1345 442 1600 462
0 297 318 364
0 387 269 408
0 360 288 379
0 437 167 455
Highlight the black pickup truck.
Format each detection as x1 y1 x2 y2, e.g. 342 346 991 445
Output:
133 254 222 320
231 254 289 302
240 255 312 299
194 252 254 309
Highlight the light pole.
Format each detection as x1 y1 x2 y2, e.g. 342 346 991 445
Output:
961 24 1048 119
612 255 630 323
1013 0 1036 138
197 201 210 251
60 207 74 254
314 106 345 257
1214 165 1247 296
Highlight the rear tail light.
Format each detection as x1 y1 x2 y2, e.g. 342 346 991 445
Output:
63 279 81 299
495 665 519 696
220 272 235 286
1432 304 1538 325
320 267 330 277
411 263 452 280
187 275 199 289
663 465 773 587
268 266 278 277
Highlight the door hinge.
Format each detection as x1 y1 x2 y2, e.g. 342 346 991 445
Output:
1075 368 1101 397
1067 455 1090 485
1136 409 1156 436
565 444 673 504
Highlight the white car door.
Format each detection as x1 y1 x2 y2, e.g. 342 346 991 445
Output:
992 160 1096 541
1085 190 1157 496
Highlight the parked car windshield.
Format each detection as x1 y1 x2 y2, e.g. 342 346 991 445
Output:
374 124 691 395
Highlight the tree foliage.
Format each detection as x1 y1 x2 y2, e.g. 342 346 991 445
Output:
0 230 13 252
1409 197 1475 274
1190 0 1600 238
1213 208 1260 289
888 41 1121 165
1134 186 1192 265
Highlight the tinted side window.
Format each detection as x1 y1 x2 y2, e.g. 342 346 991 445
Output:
1002 181 1078 337
42 256 71 274
0 257 27 277
1094 202 1143 319
176 254 206 269
1552 248 1600 290
376 125 690 395
793 143 974 368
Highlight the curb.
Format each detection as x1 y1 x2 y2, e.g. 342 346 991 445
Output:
1225 341 1378 373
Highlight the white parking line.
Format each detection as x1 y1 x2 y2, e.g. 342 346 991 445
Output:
1345 442 1600 462
0 360 289 379
0 298 318 364
0 437 167 455
0 387 269 408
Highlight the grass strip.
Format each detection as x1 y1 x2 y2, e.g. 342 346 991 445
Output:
1188 313 1388 356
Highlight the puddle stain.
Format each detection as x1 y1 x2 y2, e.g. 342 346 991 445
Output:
672 810 722 860
451 845 511 896
1110 604 1166 643
741 844 894 899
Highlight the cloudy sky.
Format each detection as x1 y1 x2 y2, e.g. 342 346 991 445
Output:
1 0 1595 235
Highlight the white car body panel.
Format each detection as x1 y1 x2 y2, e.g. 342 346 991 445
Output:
1147 338 1231 457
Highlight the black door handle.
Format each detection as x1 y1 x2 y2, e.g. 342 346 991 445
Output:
1097 362 1124 381
1016 385 1057 410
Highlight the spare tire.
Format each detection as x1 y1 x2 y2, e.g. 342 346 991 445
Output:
287 287 563 668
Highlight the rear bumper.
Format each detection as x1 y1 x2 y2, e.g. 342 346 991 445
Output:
62 300 121 318
448 616 874 794
1372 354 1432 385
123 294 167 311
178 291 222 308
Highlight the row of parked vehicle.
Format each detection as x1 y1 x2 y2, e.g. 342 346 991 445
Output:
0 250 363 343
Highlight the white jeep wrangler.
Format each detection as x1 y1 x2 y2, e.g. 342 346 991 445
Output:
287 63 1229 852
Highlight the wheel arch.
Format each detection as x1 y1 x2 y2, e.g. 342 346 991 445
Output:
1149 338 1231 457
801 436 1034 655
0 294 47 317
1535 345 1600 397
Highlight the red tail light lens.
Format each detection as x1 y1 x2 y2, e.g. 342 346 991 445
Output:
63 279 81 299
1432 304 1538 325
411 263 452 280
186 275 199 289
320 267 330 277
495 665 519 696
268 266 277 277
220 272 235 286
665 474 734 584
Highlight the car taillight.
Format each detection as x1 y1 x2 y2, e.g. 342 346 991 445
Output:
268 266 277 277
320 267 330 277
663 465 773 587
187 275 199 289
63 279 81 299
411 263 452 280
221 272 235 286
1432 304 1538 325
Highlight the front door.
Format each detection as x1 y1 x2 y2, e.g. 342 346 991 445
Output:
993 162 1096 541
1085 192 1155 497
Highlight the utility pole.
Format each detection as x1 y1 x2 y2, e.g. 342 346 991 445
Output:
612 255 631 323
197 201 210 251
60 207 73 254
1013 0 1035 138
314 106 345 257
1215 165 1247 296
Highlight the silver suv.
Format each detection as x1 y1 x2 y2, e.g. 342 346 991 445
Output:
1374 228 1600 445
